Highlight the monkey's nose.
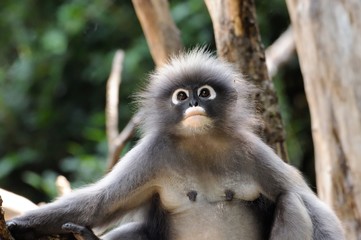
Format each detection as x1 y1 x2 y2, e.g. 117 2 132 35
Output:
189 100 199 107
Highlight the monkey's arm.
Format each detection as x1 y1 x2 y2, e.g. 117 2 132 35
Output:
7 137 158 238
243 131 344 240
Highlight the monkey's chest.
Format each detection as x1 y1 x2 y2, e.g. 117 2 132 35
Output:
158 171 261 211
158 173 265 240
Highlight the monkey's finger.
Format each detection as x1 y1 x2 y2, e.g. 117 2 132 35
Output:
62 222 100 240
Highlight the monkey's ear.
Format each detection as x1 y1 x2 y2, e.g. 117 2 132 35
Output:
62 222 100 240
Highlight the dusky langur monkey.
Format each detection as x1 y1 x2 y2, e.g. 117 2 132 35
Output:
7 49 344 240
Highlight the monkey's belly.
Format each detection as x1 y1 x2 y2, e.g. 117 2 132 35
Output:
169 200 265 240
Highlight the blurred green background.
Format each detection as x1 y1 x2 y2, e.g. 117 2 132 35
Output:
0 0 313 203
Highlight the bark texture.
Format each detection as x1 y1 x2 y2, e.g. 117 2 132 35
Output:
0 196 14 240
205 0 288 161
286 1 361 239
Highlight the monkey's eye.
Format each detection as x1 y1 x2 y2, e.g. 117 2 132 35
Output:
172 88 189 104
198 85 216 100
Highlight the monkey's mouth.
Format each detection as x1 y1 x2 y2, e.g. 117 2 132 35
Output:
184 106 207 119
182 107 210 129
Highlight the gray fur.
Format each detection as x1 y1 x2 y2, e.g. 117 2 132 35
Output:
7 49 344 240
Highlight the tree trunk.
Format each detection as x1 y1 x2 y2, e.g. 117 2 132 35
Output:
286 1 361 239
204 0 288 161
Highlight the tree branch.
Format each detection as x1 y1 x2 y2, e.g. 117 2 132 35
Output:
265 27 295 78
106 50 125 171
0 189 38 220
56 176 72 197
106 113 140 172
132 0 182 66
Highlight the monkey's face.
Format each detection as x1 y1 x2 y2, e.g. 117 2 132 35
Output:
172 85 215 130
169 80 236 136
146 67 240 138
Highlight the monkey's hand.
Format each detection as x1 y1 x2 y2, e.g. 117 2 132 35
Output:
62 222 100 240
6 216 72 240
6 218 41 239
6 220 98 240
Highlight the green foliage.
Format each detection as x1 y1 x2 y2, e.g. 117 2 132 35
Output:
0 0 313 201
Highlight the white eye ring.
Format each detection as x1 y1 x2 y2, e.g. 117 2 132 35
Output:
197 85 216 100
172 88 189 105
